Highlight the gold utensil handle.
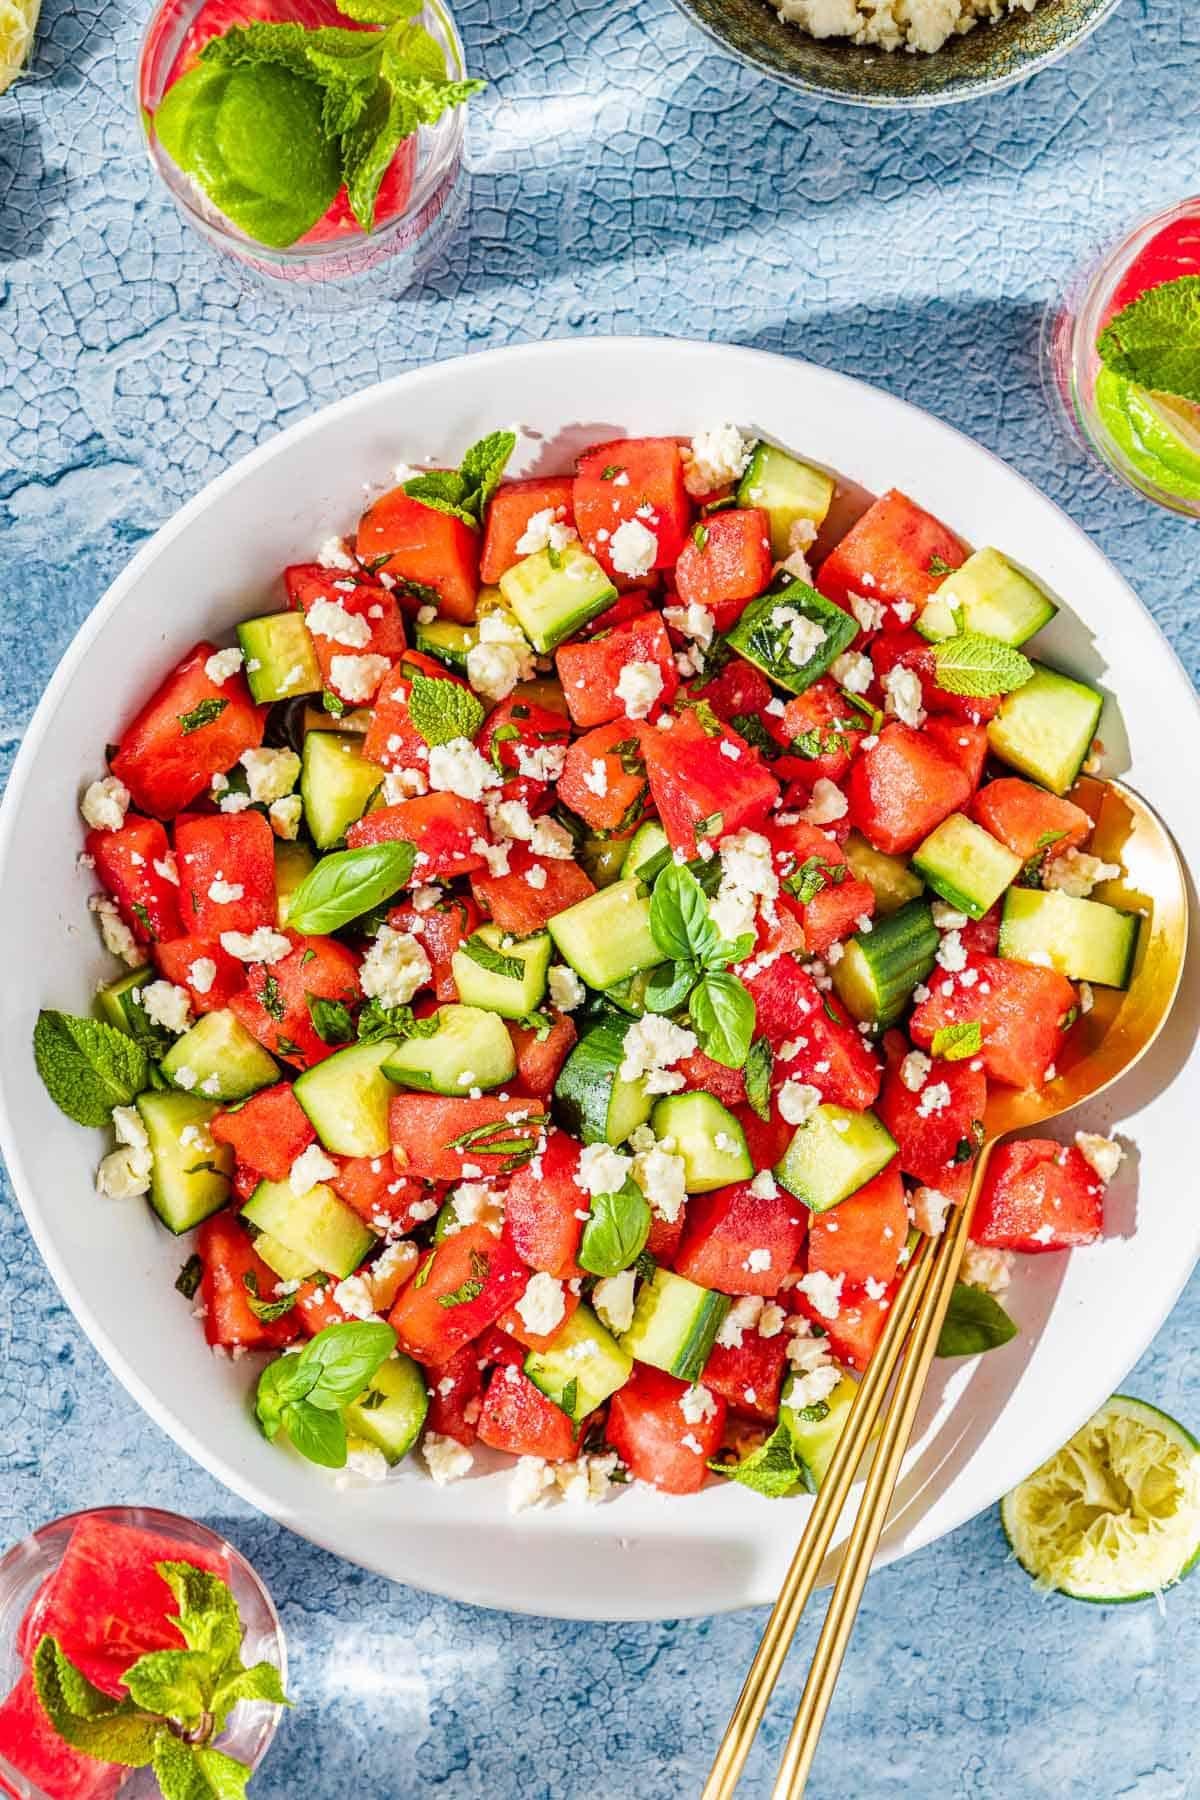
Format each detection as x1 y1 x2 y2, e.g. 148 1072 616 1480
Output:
769 1163 987 1799
701 1233 939 1800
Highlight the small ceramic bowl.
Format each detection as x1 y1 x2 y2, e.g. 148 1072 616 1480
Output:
666 0 1122 107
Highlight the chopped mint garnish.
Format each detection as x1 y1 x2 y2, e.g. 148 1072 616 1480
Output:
406 668 486 745
1097 275 1200 407
709 1420 807 1499
930 1020 982 1061
931 632 1033 699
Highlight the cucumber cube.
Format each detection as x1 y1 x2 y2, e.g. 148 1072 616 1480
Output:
451 926 552 1019
499 542 618 653
650 1092 752 1192
300 730 383 850
725 581 857 697
987 664 1103 797
554 1019 654 1147
381 1004 516 1095
912 814 1022 921
161 1009 279 1102
842 831 925 917
999 887 1141 989
293 1037 400 1157
917 548 1058 648
775 1105 898 1214
237 611 321 703
344 1353 429 1464
618 1266 730 1383
736 441 835 558
547 878 661 992
524 1305 632 1420
242 1178 375 1280
135 1091 232 1235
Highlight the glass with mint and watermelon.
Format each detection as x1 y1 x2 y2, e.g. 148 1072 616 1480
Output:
0 1508 286 1799
1047 198 1200 516
137 0 480 297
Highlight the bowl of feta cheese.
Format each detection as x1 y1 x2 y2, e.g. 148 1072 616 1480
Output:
668 0 1121 106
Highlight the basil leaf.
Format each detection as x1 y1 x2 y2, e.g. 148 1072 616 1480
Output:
707 931 754 971
643 959 697 1015
578 1178 651 1278
689 971 755 1070
286 841 416 933
177 697 228 735
281 1398 349 1467
744 1037 772 1121
33 1010 149 1127
936 1282 1019 1358
297 1319 398 1407
305 993 355 1046
709 1420 804 1499
649 862 720 964
406 669 485 747
782 854 847 905
254 1351 320 1440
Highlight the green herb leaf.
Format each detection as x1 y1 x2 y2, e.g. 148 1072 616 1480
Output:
689 971 755 1070
930 1020 982 1061
1096 274 1200 406
438 1246 490 1308
357 996 440 1043
259 972 287 1022
155 1561 243 1671
305 993 356 1046
153 1733 253 1800
649 862 721 965
928 553 956 578
122 1649 213 1726
282 1400 349 1467
33 1010 149 1127
296 1319 399 1407
286 840 416 933
31 1638 159 1767
460 932 525 982
254 1351 321 1440
334 0 421 22
930 633 1034 699
709 1421 805 1499
578 1178 652 1278
744 1036 772 1120
1020 828 1067 888
177 697 229 736
782 854 847 906
692 523 709 551
559 1376 579 1417
208 1659 290 1735
936 1282 1019 1358
175 1254 204 1300
406 669 486 747
642 958 698 1015
242 1270 299 1323
728 711 775 754
401 429 513 528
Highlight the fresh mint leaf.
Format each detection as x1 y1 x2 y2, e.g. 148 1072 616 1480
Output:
176 1254 204 1300
200 22 382 136
295 1319 398 1407
343 66 483 230
728 711 775 754
709 1420 804 1499
642 959 697 1015
153 1728 253 1800
649 862 721 965
930 1020 982 1061
31 1638 159 1767
357 997 440 1043
259 972 286 1022
286 840 416 933
578 1178 651 1278
459 429 518 521
928 553 956 578
401 429 513 529
689 971 755 1070
398 468 474 526
744 1036 772 1120
242 1270 299 1323
177 697 229 735
1020 828 1067 888
782 854 847 906
33 1010 149 1127
209 1660 290 1735
406 669 485 746
438 1247 490 1308
156 1562 243 1672
335 0 421 23
460 932 525 982
1097 275 1200 406
122 1649 212 1726
305 993 355 1045
931 633 1034 699
936 1282 1018 1358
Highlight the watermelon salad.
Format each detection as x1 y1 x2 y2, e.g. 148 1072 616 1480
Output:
40 424 1140 1508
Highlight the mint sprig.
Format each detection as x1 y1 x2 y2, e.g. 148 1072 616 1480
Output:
32 1564 289 1793
33 1010 149 1127
644 864 757 1070
401 430 517 529
930 632 1033 699
1097 275 1200 407
709 1420 807 1499
255 1320 397 1467
930 1020 982 1061
406 669 486 745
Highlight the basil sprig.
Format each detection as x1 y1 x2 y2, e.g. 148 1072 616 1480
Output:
285 839 416 933
255 1320 397 1467
936 1283 1018 1358
644 864 756 1070
578 1178 651 1279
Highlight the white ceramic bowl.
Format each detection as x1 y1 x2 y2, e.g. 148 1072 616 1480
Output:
2 338 1198 1621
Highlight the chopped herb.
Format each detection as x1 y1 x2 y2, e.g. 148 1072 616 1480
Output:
322 690 348 717
695 811 723 840
175 1254 204 1300
608 736 646 778
744 1037 772 1120
274 1035 303 1058
692 523 709 551
305 994 355 1046
130 902 156 941
783 855 847 906
559 1376 579 1417
488 720 521 774
259 974 286 1022
413 1256 434 1290
359 1387 388 1412
728 712 775 754
930 1020 982 1061
547 545 563 571
242 1271 299 1323
461 933 525 982
1020 829 1067 888
928 554 956 578
437 1248 490 1309
177 697 229 735
690 700 724 739
600 464 623 481
357 998 441 1043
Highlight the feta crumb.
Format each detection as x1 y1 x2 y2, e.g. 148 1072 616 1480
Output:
582 757 609 798
80 776 131 833
307 597 372 647
679 1383 718 1424
829 650 874 695
220 927 292 965
269 794 303 840
663 599 716 650
749 1169 778 1199
206 876 244 905
716 1295 764 1349
89 894 140 965
240 746 300 806
881 665 926 730
509 1455 556 1513
1074 1131 1124 1183
467 611 537 701
141 980 193 1035
900 1050 931 1092
778 1080 822 1126
548 965 585 1013
359 925 432 1006
683 425 752 496
936 930 968 974
204 647 245 685
680 1432 705 1456
758 1302 786 1338
515 1272 567 1338
422 1432 474 1486
593 1268 637 1334
961 1243 1013 1296
911 1186 952 1236
188 957 217 995
426 736 501 801
515 509 579 557
96 1104 153 1199
329 653 390 703
290 1143 338 1194
848 592 885 635
916 1080 952 1117
615 658 664 720
931 900 969 932
796 1270 843 1320
575 1142 633 1198
710 828 779 944
789 1360 842 1410
317 536 357 572
1031 1223 1056 1245
619 1013 697 1088
744 1248 773 1273
772 604 827 668
631 1139 688 1224
800 778 848 826
1043 850 1122 899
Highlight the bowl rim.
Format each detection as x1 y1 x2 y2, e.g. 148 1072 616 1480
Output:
2 334 1198 1620
663 0 1124 108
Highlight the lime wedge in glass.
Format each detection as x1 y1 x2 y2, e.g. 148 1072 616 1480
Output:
1001 1394 1200 1603
1094 368 1200 503
0 0 41 93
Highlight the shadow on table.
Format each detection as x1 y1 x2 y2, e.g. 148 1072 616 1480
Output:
0 115 68 265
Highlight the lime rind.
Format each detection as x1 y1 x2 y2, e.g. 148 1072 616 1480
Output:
1001 1394 1200 1604
1093 368 1200 503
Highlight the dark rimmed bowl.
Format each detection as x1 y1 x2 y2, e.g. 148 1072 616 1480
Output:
668 0 1122 106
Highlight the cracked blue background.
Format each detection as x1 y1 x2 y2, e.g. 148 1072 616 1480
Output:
2 0 1200 1788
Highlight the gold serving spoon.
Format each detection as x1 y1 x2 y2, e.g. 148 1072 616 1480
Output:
703 776 1189 1800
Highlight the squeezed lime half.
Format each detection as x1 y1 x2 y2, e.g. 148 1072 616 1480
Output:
1001 1394 1200 1603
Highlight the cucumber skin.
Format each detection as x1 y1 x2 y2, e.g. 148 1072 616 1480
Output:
833 900 938 1028
555 1018 640 1146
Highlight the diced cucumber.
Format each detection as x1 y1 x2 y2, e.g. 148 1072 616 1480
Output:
736 441 836 558
242 1178 375 1279
161 1009 278 1102
293 1037 399 1156
832 899 939 1029
651 1092 752 1192
300 730 383 851
524 1304 632 1421
622 820 671 884
600 968 655 1017
253 1232 317 1284
344 1353 429 1464
237 611 321 703
917 548 1058 648
782 1372 858 1492
987 663 1103 797
912 814 1022 921
274 840 316 927
554 1018 654 1146
578 837 629 889
999 887 1141 988
725 581 857 696
775 1105 898 1214
413 616 475 676
381 1004 515 1094
842 831 925 916
499 542 618 653
135 1091 232 1235
547 878 661 992
96 966 174 1056
618 1266 730 1383
450 926 552 1019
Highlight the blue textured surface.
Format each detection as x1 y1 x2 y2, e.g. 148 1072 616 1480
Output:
2 0 1200 1790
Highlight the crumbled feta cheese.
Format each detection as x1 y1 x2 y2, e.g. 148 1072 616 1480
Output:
523 863 548 891
744 1248 773 1273
1031 1223 1056 1245
829 650 874 695
240 747 300 806
332 1274 380 1322
593 1269 637 1334
515 509 579 557
204 647 245 685
317 536 357 571
891 599 916 624
931 901 969 932
575 1143 633 1198
516 1272 567 1338
290 1143 338 1194
1074 1131 1124 1183
339 1442 390 1486
555 1452 620 1506
936 930 968 974
80 776 131 832
171 1065 198 1091
140 980 192 1035
882 665 926 730
206 876 244 904
95 1104 153 1199
679 1383 718 1425
900 1051 931 1091
307 598 373 647
749 1169 778 1200
758 1301 786 1338
799 778 848 825
778 516 819 583
778 1080 822 1126
1043 850 1123 899
848 592 885 635
680 1432 705 1456
773 605 827 668
466 610 537 702
916 1080 952 1117
789 1361 842 1410
329 653 390 703
717 1295 765 1349
447 1181 505 1236
619 1014 697 1090
961 1243 1013 1296
269 794 303 840
911 1186 952 1235
609 518 658 579
684 425 752 496
426 736 501 801
710 829 779 944
548 964 585 1012
796 1270 843 1320
631 1138 688 1224
615 658 664 720
515 742 568 783
422 1432 474 1486
188 957 217 995
583 758 609 798
662 600 716 650
220 927 292 965
359 925 432 1006
89 894 140 965
509 1455 556 1513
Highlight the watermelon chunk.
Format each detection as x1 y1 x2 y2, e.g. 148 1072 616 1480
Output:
971 1140 1105 1252
846 722 973 856
816 488 966 616
0 1671 125 1800
607 1364 726 1494
909 953 1076 1089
